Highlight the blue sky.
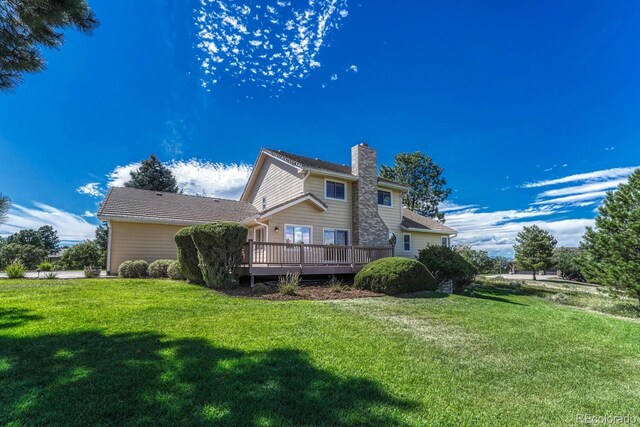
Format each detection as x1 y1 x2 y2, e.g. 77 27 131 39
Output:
1 0 639 255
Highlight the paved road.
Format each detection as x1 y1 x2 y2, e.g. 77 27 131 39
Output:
0 270 107 279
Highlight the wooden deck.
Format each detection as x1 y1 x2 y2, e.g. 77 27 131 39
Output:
238 240 394 278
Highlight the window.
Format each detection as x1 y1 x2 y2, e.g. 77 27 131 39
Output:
441 237 449 248
378 190 392 206
285 225 312 244
254 227 265 242
261 196 266 210
325 180 346 200
323 229 349 245
403 234 411 252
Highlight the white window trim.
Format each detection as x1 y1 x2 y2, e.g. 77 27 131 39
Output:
403 233 412 252
377 189 393 208
284 223 314 244
322 228 351 245
324 178 347 202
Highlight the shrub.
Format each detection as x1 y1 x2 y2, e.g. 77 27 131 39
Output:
44 272 58 279
354 257 436 295
174 227 204 284
37 261 54 271
328 275 348 292
118 260 149 278
148 259 174 278
59 241 101 270
418 246 477 294
278 272 300 295
167 261 185 280
84 266 101 278
191 222 248 289
0 243 47 269
5 261 26 279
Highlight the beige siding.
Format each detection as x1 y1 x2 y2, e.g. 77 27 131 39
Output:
378 187 403 244
397 232 448 258
109 221 186 273
248 157 303 210
301 174 352 241
264 201 352 245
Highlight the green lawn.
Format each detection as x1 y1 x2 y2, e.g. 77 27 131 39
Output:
0 279 639 426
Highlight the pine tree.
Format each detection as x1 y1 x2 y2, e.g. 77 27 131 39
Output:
513 225 557 280
380 152 451 221
124 154 179 193
0 0 99 91
581 169 640 304
37 225 59 255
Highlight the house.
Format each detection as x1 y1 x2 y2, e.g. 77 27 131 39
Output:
97 143 457 277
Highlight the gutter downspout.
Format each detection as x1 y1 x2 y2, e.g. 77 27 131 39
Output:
106 220 112 275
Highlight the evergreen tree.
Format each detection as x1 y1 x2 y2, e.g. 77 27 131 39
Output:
0 0 99 91
513 225 557 280
0 193 9 224
581 169 640 304
37 225 59 255
124 154 179 193
551 247 584 281
380 152 451 221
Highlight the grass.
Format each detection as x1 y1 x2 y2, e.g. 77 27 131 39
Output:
0 279 639 426
474 275 640 319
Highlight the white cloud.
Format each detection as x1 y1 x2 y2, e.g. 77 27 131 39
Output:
347 64 358 73
195 0 349 91
330 73 338 81
77 182 104 198
86 159 253 200
536 178 626 198
531 191 608 206
523 166 638 188
168 159 252 199
83 210 96 218
0 203 96 242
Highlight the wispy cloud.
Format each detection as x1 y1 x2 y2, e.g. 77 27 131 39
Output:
523 166 638 188
0 203 96 242
531 191 608 206
195 0 349 91
90 159 253 200
535 178 627 198
76 182 104 198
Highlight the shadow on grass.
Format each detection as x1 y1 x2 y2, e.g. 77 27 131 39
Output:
0 307 43 330
0 330 415 426
466 286 529 306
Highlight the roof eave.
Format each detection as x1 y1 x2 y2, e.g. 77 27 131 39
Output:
400 226 457 235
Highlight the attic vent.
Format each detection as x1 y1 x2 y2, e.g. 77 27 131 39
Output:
155 192 163 196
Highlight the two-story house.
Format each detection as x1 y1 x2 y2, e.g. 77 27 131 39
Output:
98 143 456 277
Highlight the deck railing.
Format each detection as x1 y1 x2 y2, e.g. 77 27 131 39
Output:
241 240 393 270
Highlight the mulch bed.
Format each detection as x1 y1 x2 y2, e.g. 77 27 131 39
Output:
221 282 383 301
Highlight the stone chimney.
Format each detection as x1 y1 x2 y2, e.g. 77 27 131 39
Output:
351 143 389 246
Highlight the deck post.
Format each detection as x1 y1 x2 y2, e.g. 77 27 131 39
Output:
299 242 304 273
391 244 395 257
248 240 254 273
350 244 354 272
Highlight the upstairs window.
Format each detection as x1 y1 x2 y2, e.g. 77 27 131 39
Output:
441 237 450 248
325 180 346 200
378 190 392 206
403 234 412 252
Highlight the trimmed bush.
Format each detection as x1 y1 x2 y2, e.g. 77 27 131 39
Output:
354 257 436 295
167 261 185 280
418 245 477 293
37 261 54 271
191 222 248 289
174 227 204 284
5 261 26 279
118 260 149 278
148 259 173 278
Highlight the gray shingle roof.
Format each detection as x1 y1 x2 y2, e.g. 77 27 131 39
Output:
401 208 456 234
97 187 258 224
262 148 408 188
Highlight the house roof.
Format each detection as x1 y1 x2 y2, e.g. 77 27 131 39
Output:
97 187 258 224
259 193 328 217
262 148 408 189
401 208 457 234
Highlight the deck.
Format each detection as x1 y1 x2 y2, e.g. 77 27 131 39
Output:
238 240 394 278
